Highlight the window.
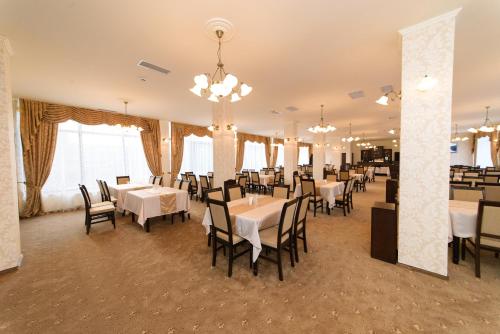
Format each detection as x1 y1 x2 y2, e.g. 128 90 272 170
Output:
298 146 310 165
476 135 493 168
275 144 284 167
179 134 213 177
42 120 151 212
242 141 267 171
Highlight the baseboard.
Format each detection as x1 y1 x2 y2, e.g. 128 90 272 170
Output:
0 254 23 276
397 262 449 280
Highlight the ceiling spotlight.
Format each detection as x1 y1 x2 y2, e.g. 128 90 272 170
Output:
388 129 395 135
376 90 401 106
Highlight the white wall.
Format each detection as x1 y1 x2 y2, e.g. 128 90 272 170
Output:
450 134 473 166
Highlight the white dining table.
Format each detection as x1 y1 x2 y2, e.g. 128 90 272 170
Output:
124 187 190 232
108 183 153 211
448 200 478 264
202 195 287 262
258 174 274 187
375 166 391 176
294 180 345 208
349 172 364 182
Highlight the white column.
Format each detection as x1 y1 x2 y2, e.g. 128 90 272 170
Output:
313 134 325 180
159 120 170 185
398 9 461 277
283 121 297 185
212 98 235 188
0 36 21 271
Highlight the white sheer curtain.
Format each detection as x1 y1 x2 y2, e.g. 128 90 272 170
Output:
179 134 213 177
298 146 310 165
242 141 267 171
275 144 284 167
42 120 151 212
476 136 493 168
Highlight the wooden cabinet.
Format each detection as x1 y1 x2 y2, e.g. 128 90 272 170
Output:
371 202 398 264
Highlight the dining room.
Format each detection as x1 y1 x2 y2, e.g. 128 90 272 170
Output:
1 1 500 333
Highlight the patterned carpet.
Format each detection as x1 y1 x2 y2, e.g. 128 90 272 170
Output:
1 177 499 333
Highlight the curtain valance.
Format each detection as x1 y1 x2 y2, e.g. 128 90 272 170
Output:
236 132 271 171
19 98 162 217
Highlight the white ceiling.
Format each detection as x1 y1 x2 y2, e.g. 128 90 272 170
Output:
1 0 499 141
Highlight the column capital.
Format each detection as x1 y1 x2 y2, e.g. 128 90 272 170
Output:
0 36 13 56
399 8 462 36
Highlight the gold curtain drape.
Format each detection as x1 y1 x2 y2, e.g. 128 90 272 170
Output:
270 138 283 167
19 98 162 217
170 122 212 185
236 132 271 171
20 100 59 217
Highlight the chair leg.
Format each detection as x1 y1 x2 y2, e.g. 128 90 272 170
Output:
111 214 116 229
249 247 253 268
495 252 499 258
294 235 299 263
303 228 308 253
211 235 217 267
343 204 346 216
207 232 211 247
277 249 283 281
289 243 295 268
475 247 481 278
253 259 258 276
228 247 233 277
350 196 354 209
313 205 317 217
461 238 466 260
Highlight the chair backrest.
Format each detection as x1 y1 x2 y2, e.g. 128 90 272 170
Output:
207 172 214 177
483 175 499 183
79 184 92 210
96 180 105 200
227 185 243 201
116 176 130 185
464 171 479 177
181 173 188 181
153 176 162 186
207 199 233 240
339 171 349 181
189 174 198 188
450 186 484 202
326 174 336 182
462 177 483 185
273 185 290 199
102 181 112 201
477 200 500 249
274 172 281 184
207 187 224 201
293 175 301 189
486 171 500 176
296 193 310 225
476 183 500 201
356 167 364 174
277 198 298 243
173 179 181 189
450 180 472 187
200 175 210 189
251 171 260 183
301 179 316 197
149 175 156 184
209 176 214 188
238 175 247 187
347 178 355 193
235 173 243 181
180 179 191 191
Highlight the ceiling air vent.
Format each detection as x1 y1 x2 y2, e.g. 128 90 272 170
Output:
285 106 298 112
381 85 393 93
137 60 170 75
270 110 281 115
348 90 365 99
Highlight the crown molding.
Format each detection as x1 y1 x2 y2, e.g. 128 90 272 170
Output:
399 7 462 36
0 35 13 55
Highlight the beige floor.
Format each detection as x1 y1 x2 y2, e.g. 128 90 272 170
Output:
1 177 499 334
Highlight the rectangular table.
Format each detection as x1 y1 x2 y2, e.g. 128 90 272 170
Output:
108 183 153 211
124 187 190 232
202 195 287 262
294 180 345 209
449 200 478 264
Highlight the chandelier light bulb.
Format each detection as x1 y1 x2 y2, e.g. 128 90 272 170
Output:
376 95 389 106
479 125 494 133
462 137 469 141
388 129 395 135
194 74 209 89
190 85 203 97
208 93 219 103
230 93 241 103
417 75 438 92
223 73 238 89
240 83 253 96
467 127 478 133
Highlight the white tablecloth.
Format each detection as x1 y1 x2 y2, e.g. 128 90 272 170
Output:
448 200 478 242
375 167 391 176
350 173 364 182
294 180 345 208
258 174 274 187
124 187 190 226
108 183 153 211
366 168 374 179
202 195 287 262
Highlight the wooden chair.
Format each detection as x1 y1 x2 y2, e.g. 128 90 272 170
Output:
356 166 364 174
101 181 117 206
199 175 211 202
209 176 214 188
181 173 188 181
463 200 500 278
464 171 480 177
149 175 156 184
237 175 248 195
206 187 224 247
180 179 190 191
338 170 349 182
301 178 323 216
79 184 115 234
294 193 310 262
207 198 251 277
173 179 182 189
462 177 484 186
476 183 500 201
207 172 214 177
153 176 162 186
348 177 356 209
450 186 484 202
268 171 281 193
254 198 298 281
293 174 301 192
450 180 473 187
326 174 336 182
358 171 368 192
335 178 352 216
483 175 500 183
227 184 243 201
272 185 290 199
116 176 130 185
188 174 199 200
251 171 266 194
96 179 106 202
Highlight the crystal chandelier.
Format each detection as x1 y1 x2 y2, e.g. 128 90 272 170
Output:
467 106 496 133
190 30 252 103
355 133 373 148
308 105 336 134
451 124 469 142
114 101 143 132
341 123 360 142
